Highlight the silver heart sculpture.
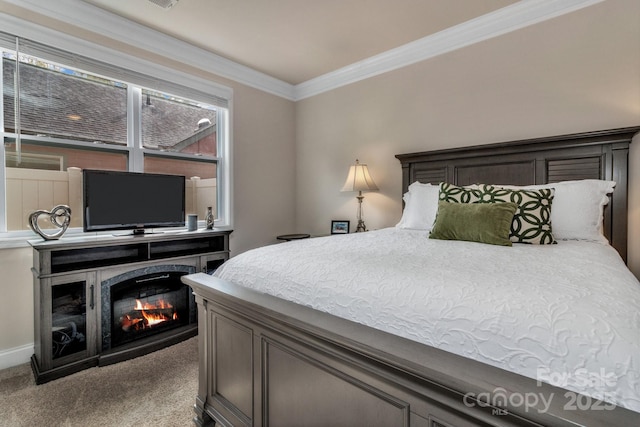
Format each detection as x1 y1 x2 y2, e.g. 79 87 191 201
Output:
28 205 72 240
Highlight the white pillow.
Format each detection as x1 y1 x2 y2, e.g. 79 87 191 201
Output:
396 182 440 230
501 179 615 243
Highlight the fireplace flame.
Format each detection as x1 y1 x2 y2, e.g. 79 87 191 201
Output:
134 299 174 310
141 308 171 327
121 298 178 331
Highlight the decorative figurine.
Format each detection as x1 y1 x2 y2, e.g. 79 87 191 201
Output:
205 206 214 229
28 205 72 240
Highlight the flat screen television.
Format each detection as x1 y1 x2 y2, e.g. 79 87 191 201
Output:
83 169 186 235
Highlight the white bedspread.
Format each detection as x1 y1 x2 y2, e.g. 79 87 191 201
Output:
215 228 640 412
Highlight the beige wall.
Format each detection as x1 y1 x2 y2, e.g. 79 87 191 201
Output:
295 0 640 276
231 84 297 253
0 247 33 353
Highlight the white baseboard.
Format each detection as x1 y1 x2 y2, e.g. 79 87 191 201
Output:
0 343 34 370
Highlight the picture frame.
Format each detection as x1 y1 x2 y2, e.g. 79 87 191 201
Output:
331 220 350 234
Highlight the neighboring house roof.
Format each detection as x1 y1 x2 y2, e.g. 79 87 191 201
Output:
2 59 216 152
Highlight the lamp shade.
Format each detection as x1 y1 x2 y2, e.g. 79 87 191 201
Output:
341 159 378 192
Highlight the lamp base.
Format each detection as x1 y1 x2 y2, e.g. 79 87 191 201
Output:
355 193 367 232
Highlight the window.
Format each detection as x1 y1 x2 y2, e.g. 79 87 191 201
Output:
0 34 231 235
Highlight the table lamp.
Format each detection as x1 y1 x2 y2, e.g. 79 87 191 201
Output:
341 159 378 232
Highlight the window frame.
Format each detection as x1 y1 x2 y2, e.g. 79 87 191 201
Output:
0 32 233 242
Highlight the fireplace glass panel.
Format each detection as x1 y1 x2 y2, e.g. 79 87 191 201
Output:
110 272 190 348
51 281 87 359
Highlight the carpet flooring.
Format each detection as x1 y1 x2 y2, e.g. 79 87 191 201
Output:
0 337 198 427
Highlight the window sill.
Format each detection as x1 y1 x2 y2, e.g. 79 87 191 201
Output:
0 235 32 250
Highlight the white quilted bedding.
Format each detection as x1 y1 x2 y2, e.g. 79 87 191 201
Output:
215 228 640 412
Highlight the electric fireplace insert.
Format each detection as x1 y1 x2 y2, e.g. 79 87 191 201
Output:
101 265 197 354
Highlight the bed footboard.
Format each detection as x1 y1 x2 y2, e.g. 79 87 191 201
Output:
182 273 637 427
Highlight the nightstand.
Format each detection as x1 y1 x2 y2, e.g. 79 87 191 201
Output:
276 233 311 242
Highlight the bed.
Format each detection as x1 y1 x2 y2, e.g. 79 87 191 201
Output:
182 126 640 427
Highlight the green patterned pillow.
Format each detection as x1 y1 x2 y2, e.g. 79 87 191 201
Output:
479 184 556 245
438 182 482 203
437 182 556 244
429 201 517 246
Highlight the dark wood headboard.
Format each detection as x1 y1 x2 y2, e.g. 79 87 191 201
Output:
395 126 640 261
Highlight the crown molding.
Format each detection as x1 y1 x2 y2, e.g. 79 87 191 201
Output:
3 0 603 102
293 0 604 100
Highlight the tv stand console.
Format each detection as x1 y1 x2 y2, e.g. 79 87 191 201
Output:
30 228 231 384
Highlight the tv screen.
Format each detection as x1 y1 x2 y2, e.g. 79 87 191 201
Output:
83 170 186 234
